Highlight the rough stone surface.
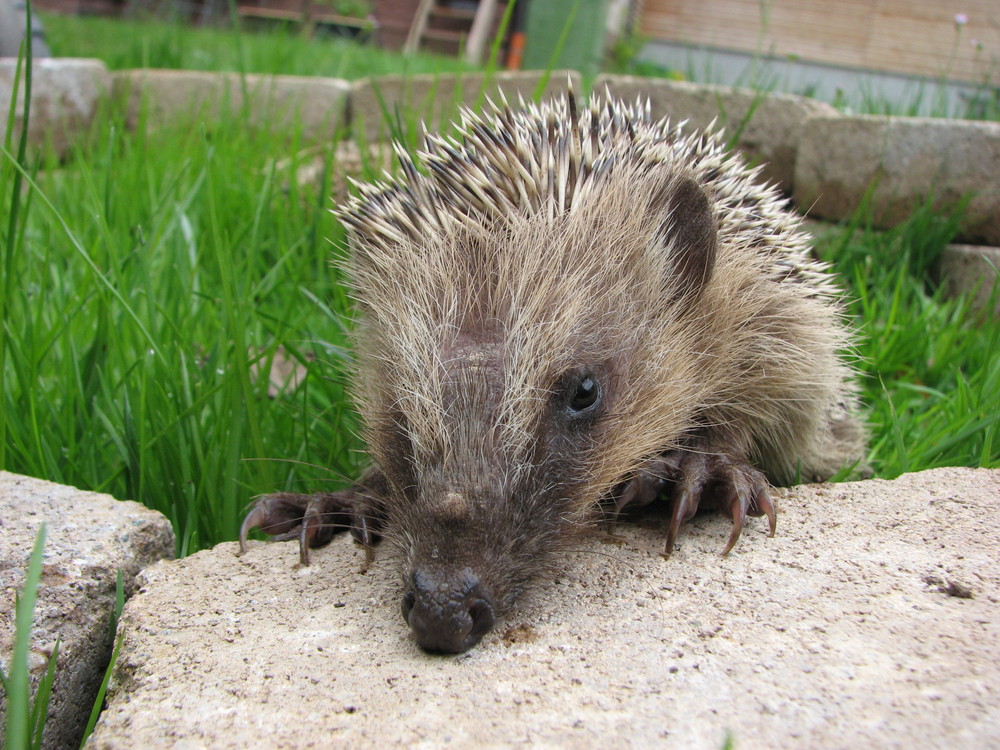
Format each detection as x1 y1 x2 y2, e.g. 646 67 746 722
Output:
0 58 109 156
0 472 175 750
349 70 582 143
112 69 351 141
89 467 999 748
936 243 1000 317
595 75 840 193
795 115 1000 245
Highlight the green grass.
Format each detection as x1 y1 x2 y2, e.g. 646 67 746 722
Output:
5 16 481 557
40 14 475 79
1 526 57 750
816 203 1000 478
2 95 366 556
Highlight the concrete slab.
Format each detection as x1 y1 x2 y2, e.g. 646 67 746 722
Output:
794 115 1000 245
89 467 999 748
0 471 175 750
937 243 1000 317
0 58 109 156
112 69 351 142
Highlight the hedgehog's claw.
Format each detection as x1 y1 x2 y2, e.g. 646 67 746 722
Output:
715 461 775 555
614 469 667 515
660 451 775 557
664 484 699 556
238 491 380 565
614 453 683 515
297 494 339 565
238 504 269 554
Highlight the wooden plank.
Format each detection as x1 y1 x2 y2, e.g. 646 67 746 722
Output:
868 1 999 80
430 5 476 20
465 0 499 64
641 0 874 62
422 28 466 43
404 0 436 54
639 0 1000 84
238 7 305 22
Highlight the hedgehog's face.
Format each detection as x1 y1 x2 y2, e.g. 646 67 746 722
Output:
362 326 622 653
348 169 719 653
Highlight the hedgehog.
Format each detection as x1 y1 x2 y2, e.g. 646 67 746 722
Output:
239 90 866 654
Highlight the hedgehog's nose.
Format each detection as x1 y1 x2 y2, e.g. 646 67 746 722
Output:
402 567 496 653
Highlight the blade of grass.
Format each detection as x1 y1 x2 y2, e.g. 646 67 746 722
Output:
1 524 49 749
475 0 519 109
29 638 60 749
0 148 163 360
1 5 33 471
79 571 126 747
531 0 581 101
78 635 122 749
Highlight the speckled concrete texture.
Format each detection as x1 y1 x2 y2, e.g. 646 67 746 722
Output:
89 467 999 749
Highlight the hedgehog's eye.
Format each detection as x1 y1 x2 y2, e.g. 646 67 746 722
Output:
568 374 601 414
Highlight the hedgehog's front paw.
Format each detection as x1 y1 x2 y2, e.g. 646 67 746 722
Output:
239 491 381 566
664 452 776 556
613 453 680 513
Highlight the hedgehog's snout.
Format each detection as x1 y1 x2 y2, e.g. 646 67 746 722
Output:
402 566 496 654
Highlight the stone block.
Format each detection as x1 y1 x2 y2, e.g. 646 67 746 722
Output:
0 58 109 156
112 69 350 142
595 75 839 193
794 115 1000 244
88 467 1000 748
0 472 174 749
937 243 1000 317
349 69 581 143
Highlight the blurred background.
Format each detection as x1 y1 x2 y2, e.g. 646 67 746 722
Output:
5 0 998 117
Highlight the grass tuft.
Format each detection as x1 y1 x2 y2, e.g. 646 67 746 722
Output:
2 86 363 553
1 525 56 750
817 199 1000 477
40 14 474 79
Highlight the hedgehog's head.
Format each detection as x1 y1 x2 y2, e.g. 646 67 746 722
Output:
338 95 720 653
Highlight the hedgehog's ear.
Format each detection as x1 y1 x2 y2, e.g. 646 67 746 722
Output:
651 177 717 304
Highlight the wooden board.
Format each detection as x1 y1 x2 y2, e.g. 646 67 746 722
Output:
639 0 999 84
